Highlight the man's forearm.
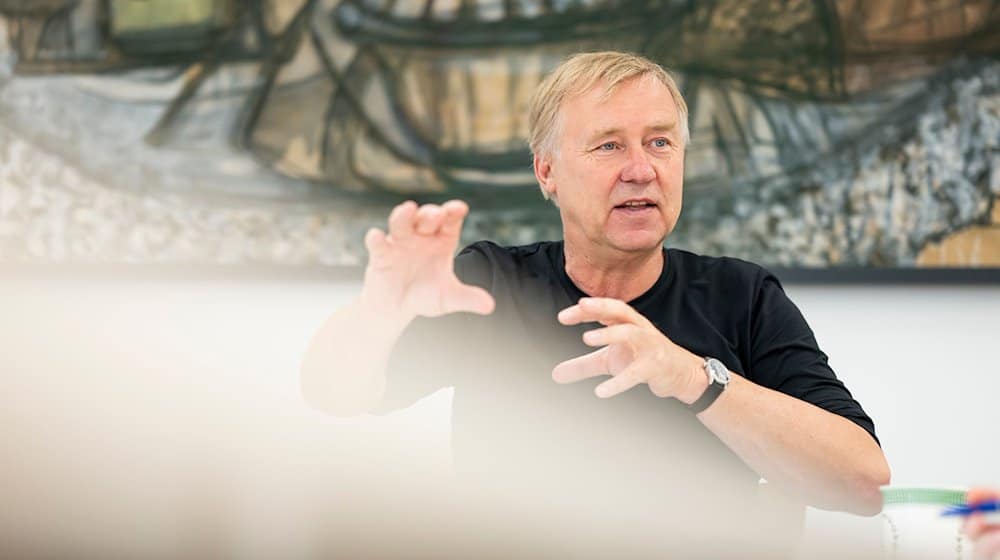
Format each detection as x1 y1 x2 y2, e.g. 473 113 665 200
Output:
300 298 412 417
692 374 890 515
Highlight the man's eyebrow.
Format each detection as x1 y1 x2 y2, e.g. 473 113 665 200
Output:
583 121 679 146
584 127 623 146
647 121 678 134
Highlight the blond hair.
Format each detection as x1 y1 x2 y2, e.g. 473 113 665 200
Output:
527 51 690 200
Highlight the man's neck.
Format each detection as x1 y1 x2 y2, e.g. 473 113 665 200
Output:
563 241 664 302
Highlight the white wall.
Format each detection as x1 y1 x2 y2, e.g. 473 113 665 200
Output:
1 276 997 558
786 284 1000 487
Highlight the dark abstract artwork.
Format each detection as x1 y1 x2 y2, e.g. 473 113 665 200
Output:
0 0 997 275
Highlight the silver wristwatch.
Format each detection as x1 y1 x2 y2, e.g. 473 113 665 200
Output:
689 357 730 414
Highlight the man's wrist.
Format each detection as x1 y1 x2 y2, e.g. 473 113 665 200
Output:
677 353 709 405
355 296 414 339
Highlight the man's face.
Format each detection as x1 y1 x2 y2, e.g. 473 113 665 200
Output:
536 76 685 257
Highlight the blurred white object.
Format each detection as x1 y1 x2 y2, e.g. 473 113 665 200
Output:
881 487 971 560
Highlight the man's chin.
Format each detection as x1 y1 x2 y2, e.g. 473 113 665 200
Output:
608 233 668 254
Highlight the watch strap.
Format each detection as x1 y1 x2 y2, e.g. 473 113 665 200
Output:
689 358 728 415
689 380 724 415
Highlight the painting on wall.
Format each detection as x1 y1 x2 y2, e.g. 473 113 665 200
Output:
0 0 998 280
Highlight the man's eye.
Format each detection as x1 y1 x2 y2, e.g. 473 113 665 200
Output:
599 142 617 151
651 138 669 148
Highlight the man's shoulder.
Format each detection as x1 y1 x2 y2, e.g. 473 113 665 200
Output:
455 240 561 285
666 247 773 288
458 240 560 271
460 240 559 259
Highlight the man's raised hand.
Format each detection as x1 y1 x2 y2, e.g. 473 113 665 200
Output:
360 200 495 321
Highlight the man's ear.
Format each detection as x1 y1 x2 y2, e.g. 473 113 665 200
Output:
533 153 557 200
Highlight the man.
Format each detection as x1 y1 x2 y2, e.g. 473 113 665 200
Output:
302 51 890 557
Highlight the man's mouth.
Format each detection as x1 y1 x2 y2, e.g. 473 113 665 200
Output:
614 200 657 211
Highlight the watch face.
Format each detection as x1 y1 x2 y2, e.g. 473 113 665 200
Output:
706 358 730 384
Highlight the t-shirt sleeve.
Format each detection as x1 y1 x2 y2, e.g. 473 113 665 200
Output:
369 246 492 415
747 271 880 445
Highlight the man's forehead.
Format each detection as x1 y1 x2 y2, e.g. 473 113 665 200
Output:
599 73 667 99
592 116 678 132
567 78 677 121
572 75 669 104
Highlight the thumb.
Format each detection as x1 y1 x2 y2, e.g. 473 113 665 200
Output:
964 488 1000 540
443 283 496 316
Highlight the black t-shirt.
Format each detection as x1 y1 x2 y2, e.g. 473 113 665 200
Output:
372 240 877 557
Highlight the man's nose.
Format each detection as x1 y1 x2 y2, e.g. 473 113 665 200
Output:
620 149 656 184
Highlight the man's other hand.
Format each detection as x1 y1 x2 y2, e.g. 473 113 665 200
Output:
552 297 705 401
361 200 495 321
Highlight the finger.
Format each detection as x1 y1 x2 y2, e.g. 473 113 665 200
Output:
968 488 1000 505
971 529 1000 560
558 297 640 327
552 347 609 384
388 200 418 240
443 283 496 316
582 324 633 347
967 515 989 540
415 204 445 236
363 228 389 259
439 200 470 237
594 365 644 398
965 488 1000 539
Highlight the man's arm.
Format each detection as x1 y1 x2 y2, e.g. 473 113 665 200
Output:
300 200 494 417
300 298 409 417
553 297 890 516
678 369 889 515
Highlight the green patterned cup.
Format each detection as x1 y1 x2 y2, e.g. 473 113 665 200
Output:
881 487 970 560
